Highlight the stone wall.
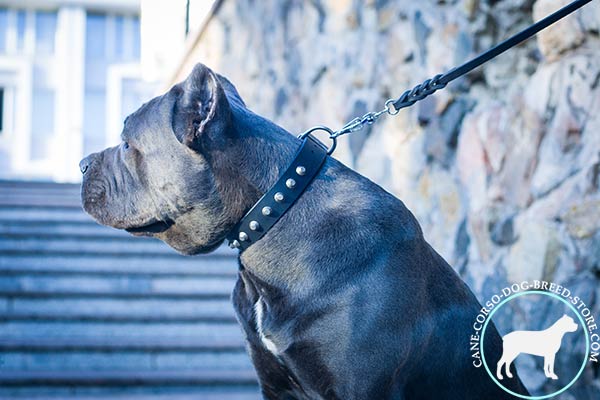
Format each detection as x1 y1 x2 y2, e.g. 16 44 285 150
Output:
177 0 600 397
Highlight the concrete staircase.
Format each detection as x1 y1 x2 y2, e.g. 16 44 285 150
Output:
0 181 260 399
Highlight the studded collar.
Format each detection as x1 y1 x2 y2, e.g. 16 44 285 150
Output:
226 134 329 251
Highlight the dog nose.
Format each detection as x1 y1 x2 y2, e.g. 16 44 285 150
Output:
79 156 91 174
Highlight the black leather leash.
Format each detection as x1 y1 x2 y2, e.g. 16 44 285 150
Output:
226 0 592 252
331 0 593 138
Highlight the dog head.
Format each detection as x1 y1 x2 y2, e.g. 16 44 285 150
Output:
80 64 263 255
559 314 578 332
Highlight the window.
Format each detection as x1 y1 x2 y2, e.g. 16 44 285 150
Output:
0 87 4 133
0 8 58 165
85 13 106 62
83 89 106 154
0 9 7 53
121 77 150 121
115 15 125 59
131 17 140 59
84 13 107 154
113 14 140 62
30 87 55 160
16 10 26 51
35 11 57 55
83 12 143 153
0 78 16 141
0 5 148 181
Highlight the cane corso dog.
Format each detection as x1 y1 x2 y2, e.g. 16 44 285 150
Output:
80 64 529 399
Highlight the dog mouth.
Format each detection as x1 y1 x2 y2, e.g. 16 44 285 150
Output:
125 218 174 236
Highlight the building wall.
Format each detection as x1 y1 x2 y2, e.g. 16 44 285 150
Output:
0 0 154 182
140 0 215 83
172 0 600 396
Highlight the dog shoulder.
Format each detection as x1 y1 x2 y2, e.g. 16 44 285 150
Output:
318 159 424 242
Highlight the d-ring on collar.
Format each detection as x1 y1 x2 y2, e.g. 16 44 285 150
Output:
226 132 330 251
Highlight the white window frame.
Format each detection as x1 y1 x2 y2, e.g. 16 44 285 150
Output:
0 6 85 181
0 57 33 176
15 8 58 178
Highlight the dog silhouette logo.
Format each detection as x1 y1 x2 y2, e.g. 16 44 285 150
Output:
496 314 578 381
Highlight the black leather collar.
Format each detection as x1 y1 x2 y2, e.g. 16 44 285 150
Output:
226 134 328 251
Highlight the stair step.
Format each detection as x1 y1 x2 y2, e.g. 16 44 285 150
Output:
0 321 244 340
0 336 246 351
0 180 80 190
2 297 237 322
0 237 233 257
0 189 80 197
0 273 236 297
0 222 133 238
0 351 253 372
0 292 230 300
0 237 183 256
0 369 258 385
0 194 82 208
0 254 238 275
0 207 91 223
0 183 80 191
0 391 261 400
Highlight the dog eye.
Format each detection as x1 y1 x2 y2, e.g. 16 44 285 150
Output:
123 141 130 150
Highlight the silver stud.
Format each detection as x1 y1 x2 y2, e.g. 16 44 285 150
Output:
229 240 240 249
286 178 296 189
249 220 260 231
296 166 306 176
262 206 272 216
239 232 248 241
274 192 284 202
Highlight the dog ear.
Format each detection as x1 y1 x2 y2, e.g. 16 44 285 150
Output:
171 63 232 150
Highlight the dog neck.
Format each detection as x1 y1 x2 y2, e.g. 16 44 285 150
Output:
205 103 301 242
221 104 340 292
230 106 301 194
